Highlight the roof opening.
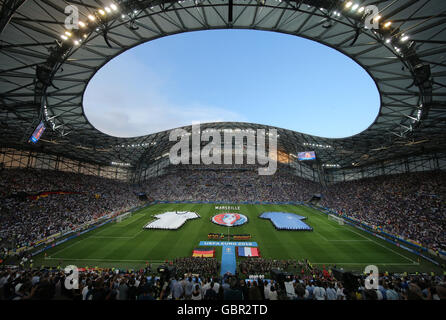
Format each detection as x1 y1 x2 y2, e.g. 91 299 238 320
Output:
83 29 380 138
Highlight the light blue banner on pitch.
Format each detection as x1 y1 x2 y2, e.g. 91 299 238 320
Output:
221 245 237 276
199 241 258 247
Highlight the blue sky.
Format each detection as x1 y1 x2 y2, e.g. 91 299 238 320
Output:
84 29 380 138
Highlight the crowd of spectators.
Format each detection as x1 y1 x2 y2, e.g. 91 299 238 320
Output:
144 167 320 203
0 169 140 251
321 171 446 252
1 259 444 300
239 258 295 275
173 257 219 278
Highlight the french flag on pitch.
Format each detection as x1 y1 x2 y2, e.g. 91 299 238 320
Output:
237 247 260 257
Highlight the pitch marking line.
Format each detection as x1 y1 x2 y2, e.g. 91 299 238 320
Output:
311 262 419 266
315 231 367 242
90 236 133 239
345 228 417 264
48 220 148 258
311 209 417 265
45 258 149 262
51 231 146 257
48 239 83 259
45 258 169 263
326 240 370 242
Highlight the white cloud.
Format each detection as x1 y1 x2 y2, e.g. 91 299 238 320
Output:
84 56 245 137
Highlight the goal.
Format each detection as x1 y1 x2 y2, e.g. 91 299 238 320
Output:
328 214 344 225
116 212 132 223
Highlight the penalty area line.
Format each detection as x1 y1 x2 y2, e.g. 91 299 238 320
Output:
311 262 420 266
44 257 161 263
344 228 417 264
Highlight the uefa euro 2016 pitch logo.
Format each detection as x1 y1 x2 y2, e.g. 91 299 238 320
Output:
212 213 248 227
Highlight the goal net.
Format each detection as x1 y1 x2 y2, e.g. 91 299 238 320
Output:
328 214 344 225
116 212 132 223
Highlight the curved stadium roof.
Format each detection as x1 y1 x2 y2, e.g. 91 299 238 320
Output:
0 0 445 172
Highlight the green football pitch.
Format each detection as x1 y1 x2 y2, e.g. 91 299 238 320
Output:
33 203 442 274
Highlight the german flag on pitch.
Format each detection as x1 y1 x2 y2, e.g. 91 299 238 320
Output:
192 247 215 258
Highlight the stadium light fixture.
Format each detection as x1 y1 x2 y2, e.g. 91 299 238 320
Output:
345 1 353 9
417 109 422 121
104 7 111 13
383 21 392 28
373 15 382 22
88 14 96 21
352 4 359 11
78 21 86 28
110 4 118 11
98 9 106 16
65 31 72 37
358 6 364 13
61 35 68 40
401 35 409 42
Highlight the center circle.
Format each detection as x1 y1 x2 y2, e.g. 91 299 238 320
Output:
212 213 248 227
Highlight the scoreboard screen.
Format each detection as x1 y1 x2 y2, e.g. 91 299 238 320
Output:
29 121 45 144
298 151 316 161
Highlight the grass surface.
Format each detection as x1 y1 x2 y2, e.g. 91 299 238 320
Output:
33 204 443 274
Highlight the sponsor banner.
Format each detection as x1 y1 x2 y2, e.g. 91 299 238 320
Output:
199 241 258 247
420 254 440 266
16 247 28 254
32 248 46 256
375 234 386 241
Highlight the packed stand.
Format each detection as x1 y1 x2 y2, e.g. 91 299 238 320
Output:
0 168 140 251
173 257 219 279
320 171 446 252
1 259 445 300
144 166 320 203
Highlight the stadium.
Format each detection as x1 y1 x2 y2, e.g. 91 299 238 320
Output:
0 0 446 302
